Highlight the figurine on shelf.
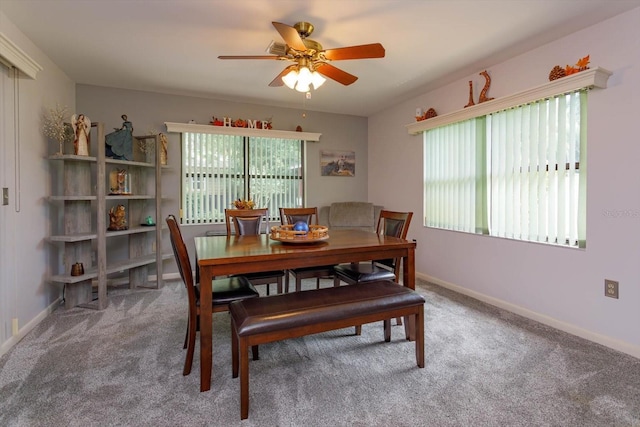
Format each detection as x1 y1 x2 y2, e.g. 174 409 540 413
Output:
108 204 128 231
105 114 133 160
464 80 475 108
478 70 494 103
71 113 91 156
159 133 168 165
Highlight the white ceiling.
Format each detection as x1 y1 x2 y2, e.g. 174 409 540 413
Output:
2 0 639 117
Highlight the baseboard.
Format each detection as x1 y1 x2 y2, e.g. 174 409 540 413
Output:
416 272 640 360
0 297 62 358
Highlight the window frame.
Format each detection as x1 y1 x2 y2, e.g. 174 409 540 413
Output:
165 122 321 225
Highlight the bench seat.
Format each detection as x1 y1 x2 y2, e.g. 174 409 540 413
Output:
229 279 425 420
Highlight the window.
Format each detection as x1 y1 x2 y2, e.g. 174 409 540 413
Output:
182 132 303 224
424 90 586 247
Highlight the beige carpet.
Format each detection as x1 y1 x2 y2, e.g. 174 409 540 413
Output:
1 279 639 426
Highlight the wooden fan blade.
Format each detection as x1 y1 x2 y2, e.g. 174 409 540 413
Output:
218 55 281 60
269 65 296 87
315 63 358 86
272 22 307 51
323 43 385 61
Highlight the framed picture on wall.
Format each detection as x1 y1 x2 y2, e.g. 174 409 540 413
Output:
320 150 355 177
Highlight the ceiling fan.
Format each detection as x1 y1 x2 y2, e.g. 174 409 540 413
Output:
218 21 385 92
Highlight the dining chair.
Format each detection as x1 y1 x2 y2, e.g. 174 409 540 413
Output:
225 208 285 295
333 210 413 331
279 207 336 293
166 214 260 376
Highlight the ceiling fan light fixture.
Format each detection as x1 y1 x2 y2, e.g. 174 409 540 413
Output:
281 62 326 92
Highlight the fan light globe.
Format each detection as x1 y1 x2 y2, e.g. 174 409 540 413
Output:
282 69 298 89
294 66 313 92
311 71 326 89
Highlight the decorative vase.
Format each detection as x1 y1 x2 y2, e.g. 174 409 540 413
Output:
70 262 84 276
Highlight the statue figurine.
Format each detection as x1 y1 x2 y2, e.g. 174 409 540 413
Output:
478 70 495 103
464 80 475 108
159 133 168 165
105 114 133 160
71 114 91 156
108 204 128 231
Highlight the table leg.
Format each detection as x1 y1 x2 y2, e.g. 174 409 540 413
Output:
200 265 213 392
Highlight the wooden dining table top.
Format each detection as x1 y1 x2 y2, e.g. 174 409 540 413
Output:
196 228 415 273
193 228 416 392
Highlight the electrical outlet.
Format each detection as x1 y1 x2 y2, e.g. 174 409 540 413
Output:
604 279 619 299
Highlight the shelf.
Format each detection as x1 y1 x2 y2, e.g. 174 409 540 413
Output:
105 225 162 237
49 195 96 201
51 271 97 284
51 252 172 284
49 226 162 242
105 158 155 168
49 232 98 242
48 154 97 162
406 67 612 135
106 195 156 200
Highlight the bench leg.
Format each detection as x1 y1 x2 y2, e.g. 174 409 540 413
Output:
384 319 391 342
404 313 419 341
354 325 362 335
415 309 425 368
240 338 250 420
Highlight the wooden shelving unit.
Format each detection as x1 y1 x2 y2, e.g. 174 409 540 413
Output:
48 123 169 310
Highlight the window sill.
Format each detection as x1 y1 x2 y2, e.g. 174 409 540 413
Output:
165 122 321 142
406 67 611 135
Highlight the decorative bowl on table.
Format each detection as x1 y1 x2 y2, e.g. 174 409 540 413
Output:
270 224 329 244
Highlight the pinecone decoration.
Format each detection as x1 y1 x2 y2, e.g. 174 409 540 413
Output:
549 65 566 81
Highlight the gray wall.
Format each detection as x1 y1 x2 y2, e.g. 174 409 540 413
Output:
0 10 75 355
76 85 369 272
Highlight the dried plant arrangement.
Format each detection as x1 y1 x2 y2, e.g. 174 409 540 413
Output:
43 104 74 155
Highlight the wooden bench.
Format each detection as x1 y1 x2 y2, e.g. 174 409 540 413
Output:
229 279 426 420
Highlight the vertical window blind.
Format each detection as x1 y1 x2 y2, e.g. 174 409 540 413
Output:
182 133 303 224
248 136 304 218
489 91 586 246
423 89 586 247
424 118 487 233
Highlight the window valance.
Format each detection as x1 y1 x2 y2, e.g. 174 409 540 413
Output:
165 122 321 142
405 67 611 135
0 32 42 79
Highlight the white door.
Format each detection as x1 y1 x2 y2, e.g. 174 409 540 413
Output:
0 62 17 345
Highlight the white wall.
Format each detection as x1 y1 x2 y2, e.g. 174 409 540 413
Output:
0 10 75 356
368 7 640 357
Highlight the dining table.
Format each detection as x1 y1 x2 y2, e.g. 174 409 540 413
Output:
194 228 416 392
